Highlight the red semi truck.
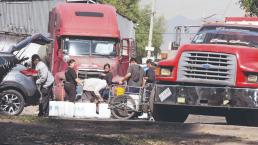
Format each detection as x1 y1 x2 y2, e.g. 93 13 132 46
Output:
153 17 258 126
47 3 135 100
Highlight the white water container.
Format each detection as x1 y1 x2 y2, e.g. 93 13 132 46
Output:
63 102 75 117
49 101 65 116
138 113 148 119
129 94 141 111
74 102 97 118
98 103 111 118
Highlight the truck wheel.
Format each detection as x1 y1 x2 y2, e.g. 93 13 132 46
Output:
226 110 258 126
0 90 25 116
225 112 246 126
152 104 188 122
110 95 136 120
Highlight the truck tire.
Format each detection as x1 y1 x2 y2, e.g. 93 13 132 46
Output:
226 110 258 126
110 95 136 120
152 104 188 122
0 90 25 116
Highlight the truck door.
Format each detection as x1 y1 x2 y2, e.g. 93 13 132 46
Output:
118 38 132 76
53 37 66 101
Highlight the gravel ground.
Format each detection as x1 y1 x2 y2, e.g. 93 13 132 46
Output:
0 106 257 144
0 114 257 145
21 105 227 124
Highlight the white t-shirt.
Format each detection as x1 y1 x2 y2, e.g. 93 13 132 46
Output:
83 78 107 96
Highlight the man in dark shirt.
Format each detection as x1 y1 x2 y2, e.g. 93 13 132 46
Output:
101 63 113 86
65 67 77 86
144 59 156 84
120 58 144 93
100 63 113 100
143 59 156 119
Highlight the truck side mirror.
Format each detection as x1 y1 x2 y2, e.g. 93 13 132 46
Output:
120 39 129 56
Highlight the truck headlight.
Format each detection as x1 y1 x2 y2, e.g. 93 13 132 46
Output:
155 67 161 76
248 75 258 83
161 68 171 76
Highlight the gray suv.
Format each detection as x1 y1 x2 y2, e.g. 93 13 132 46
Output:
0 34 51 115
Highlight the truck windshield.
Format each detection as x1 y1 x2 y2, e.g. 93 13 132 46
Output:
64 38 116 56
192 26 258 48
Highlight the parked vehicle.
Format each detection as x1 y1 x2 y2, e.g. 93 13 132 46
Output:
47 2 135 100
153 17 258 126
0 34 51 115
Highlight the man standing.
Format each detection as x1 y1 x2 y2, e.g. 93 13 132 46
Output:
143 59 156 102
144 59 156 85
100 63 113 100
120 58 144 93
32 54 54 117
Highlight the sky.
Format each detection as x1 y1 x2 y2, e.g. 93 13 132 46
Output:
140 0 245 49
140 0 245 20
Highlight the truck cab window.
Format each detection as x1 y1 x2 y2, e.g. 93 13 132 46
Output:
65 39 90 55
192 26 258 48
92 40 116 56
64 38 116 56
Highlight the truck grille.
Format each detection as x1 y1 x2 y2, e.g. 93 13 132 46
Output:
177 51 237 86
78 70 102 79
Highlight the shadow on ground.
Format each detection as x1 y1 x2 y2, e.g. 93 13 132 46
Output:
0 117 257 145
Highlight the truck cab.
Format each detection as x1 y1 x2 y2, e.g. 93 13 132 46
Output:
153 17 258 126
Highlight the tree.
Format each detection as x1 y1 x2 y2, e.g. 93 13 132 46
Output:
135 5 165 60
100 0 165 60
152 16 166 56
239 0 258 16
100 0 140 21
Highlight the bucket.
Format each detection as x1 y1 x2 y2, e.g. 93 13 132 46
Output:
115 86 125 96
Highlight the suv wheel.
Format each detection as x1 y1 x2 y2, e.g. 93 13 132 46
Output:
0 90 25 116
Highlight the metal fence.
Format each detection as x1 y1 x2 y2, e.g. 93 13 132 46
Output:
0 0 135 39
0 0 65 35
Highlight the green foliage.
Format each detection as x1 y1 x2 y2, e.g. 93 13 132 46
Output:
100 0 165 59
100 0 140 21
135 6 151 59
153 16 166 56
239 0 258 16
135 5 166 59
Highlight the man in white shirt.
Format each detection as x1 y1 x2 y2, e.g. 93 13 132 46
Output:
83 78 107 102
83 78 107 114
32 54 54 117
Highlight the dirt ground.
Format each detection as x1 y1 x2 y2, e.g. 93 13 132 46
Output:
0 106 258 145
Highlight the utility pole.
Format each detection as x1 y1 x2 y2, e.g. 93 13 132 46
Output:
146 0 155 59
